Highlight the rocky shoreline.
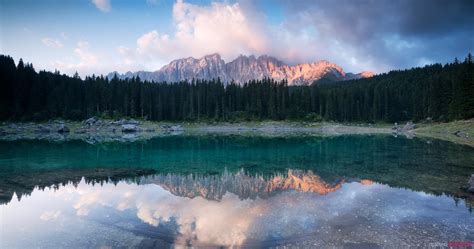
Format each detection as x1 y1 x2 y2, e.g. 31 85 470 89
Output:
0 118 393 143
0 118 473 146
0 117 185 143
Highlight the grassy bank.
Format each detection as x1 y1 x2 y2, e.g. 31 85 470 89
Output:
414 119 474 147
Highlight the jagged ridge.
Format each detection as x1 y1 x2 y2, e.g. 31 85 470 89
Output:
109 53 374 85
141 169 347 200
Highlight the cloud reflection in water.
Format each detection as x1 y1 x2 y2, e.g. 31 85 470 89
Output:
1 170 473 248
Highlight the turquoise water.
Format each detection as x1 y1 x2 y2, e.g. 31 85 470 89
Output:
0 135 473 247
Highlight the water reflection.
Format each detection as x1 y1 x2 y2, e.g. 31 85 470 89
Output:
0 168 156 204
1 135 474 247
141 169 346 200
1 135 473 200
1 166 473 210
1 170 473 248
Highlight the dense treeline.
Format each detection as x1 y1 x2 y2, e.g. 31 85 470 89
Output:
0 54 473 122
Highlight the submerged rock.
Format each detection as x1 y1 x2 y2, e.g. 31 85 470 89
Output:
121 133 139 142
171 125 183 131
454 130 469 138
127 119 140 125
121 124 140 133
57 124 70 133
161 124 183 132
392 121 416 138
402 121 416 131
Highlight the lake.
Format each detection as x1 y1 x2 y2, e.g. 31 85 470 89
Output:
1 135 473 248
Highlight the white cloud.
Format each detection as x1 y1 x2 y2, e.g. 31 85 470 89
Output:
115 0 378 74
74 41 99 65
53 41 101 77
39 210 61 221
92 0 111 12
41 38 63 48
65 182 272 246
47 0 381 77
52 178 423 247
118 0 270 70
51 41 144 77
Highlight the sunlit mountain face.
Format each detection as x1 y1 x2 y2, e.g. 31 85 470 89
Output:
108 53 375 85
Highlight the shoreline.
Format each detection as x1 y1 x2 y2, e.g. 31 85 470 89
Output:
0 119 473 146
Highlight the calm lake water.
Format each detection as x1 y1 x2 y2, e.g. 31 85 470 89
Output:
0 135 473 248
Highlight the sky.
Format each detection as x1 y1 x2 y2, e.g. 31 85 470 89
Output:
0 0 473 77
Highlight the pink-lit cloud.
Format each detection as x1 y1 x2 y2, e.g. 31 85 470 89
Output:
54 0 472 76
116 0 381 73
120 0 270 70
91 0 111 13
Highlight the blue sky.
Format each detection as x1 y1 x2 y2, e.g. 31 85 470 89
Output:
1 0 473 77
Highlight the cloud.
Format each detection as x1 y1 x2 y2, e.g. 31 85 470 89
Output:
118 0 270 70
117 0 381 73
277 0 474 72
53 41 101 76
41 38 63 48
39 210 61 221
117 0 474 74
52 41 145 77
65 182 280 246
53 178 444 247
91 0 111 12
39 0 472 76
74 41 99 65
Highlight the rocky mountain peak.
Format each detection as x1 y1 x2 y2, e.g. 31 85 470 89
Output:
110 53 374 85
359 71 375 78
201 53 222 62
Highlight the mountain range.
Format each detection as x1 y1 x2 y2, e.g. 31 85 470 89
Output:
141 169 348 200
108 53 374 85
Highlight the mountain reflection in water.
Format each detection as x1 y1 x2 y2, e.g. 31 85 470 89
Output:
1 166 472 209
1 135 474 248
142 169 348 200
1 169 473 248
1 168 352 204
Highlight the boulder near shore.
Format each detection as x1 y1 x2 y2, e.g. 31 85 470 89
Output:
392 121 416 137
463 174 474 193
121 124 140 133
